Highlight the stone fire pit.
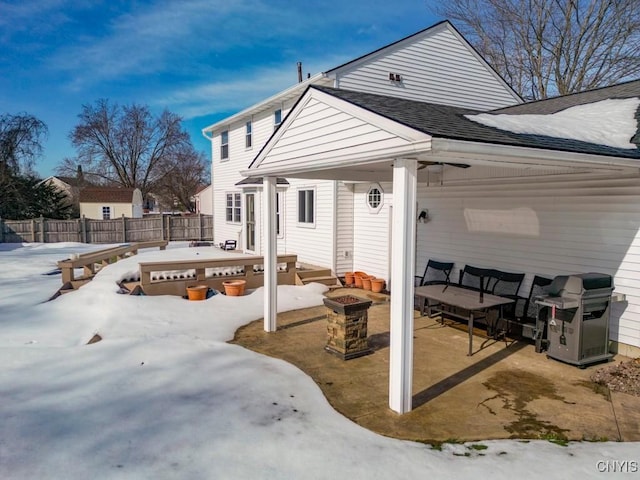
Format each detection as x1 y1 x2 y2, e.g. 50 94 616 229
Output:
323 295 373 360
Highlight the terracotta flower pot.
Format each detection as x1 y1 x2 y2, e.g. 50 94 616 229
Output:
186 285 208 301
361 276 373 291
222 279 246 296
344 272 355 286
353 272 367 288
371 278 385 293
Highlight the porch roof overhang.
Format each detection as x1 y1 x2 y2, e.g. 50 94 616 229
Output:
242 86 640 182
242 138 639 182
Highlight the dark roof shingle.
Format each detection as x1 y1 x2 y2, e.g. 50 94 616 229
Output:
79 187 136 203
311 85 640 159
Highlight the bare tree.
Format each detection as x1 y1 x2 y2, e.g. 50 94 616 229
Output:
58 100 192 197
155 148 209 212
432 0 640 99
0 113 48 181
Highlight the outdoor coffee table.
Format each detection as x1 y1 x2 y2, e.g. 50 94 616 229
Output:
414 284 515 356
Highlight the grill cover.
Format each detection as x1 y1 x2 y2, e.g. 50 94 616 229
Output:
548 273 613 297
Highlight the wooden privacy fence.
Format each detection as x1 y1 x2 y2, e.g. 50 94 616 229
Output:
138 255 298 296
0 214 213 244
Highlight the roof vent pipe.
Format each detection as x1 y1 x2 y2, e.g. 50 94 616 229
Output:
297 62 303 83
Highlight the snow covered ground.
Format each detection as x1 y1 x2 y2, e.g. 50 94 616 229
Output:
0 242 637 479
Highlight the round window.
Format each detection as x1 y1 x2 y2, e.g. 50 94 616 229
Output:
366 184 383 213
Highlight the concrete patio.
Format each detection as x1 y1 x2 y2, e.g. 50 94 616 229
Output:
231 288 640 444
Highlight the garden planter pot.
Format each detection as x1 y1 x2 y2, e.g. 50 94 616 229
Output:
186 285 208 301
344 272 355 286
222 279 246 296
353 272 367 288
361 276 372 291
371 278 385 293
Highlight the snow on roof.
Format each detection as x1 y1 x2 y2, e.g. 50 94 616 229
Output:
466 98 640 150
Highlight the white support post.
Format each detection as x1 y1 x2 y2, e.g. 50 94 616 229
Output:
389 158 417 414
263 176 278 332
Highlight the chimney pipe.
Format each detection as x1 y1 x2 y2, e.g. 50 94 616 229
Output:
297 62 303 83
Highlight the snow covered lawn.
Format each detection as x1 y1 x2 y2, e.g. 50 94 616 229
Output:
0 242 637 479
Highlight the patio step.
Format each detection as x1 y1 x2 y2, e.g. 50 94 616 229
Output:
299 275 341 287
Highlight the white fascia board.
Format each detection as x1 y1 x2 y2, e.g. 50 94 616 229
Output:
431 138 640 172
242 141 432 178
201 73 329 134
248 87 432 173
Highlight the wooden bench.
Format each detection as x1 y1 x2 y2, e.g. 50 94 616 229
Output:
138 254 297 296
57 240 168 284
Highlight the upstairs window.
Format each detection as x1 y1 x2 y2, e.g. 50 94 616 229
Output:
297 188 315 226
102 206 111 220
245 121 252 148
274 109 282 131
225 193 241 223
220 130 229 160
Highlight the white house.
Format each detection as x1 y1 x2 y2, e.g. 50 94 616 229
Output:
194 184 213 215
79 187 144 220
202 20 522 265
248 79 640 414
203 20 640 413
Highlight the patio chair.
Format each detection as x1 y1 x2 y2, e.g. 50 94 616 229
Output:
414 260 454 316
514 275 554 350
490 270 525 320
415 259 454 286
458 265 495 292
221 240 237 251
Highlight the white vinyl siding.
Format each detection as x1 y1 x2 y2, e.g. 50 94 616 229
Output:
333 25 519 110
257 96 425 171
414 177 640 351
211 98 298 249
279 179 334 267
335 181 354 275
351 182 393 283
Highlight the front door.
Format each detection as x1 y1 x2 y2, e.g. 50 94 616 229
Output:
245 193 256 252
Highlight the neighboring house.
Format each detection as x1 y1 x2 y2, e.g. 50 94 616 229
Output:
193 185 213 215
202 20 522 257
79 187 144 220
39 169 94 217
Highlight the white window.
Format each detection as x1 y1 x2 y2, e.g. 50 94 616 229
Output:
297 188 315 226
220 130 229 160
274 109 282 131
276 191 284 237
225 193 241 223
366 184 383 213
245 121 252 149
102 206 111 220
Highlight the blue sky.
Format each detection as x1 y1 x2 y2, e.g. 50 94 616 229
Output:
0 0 440 178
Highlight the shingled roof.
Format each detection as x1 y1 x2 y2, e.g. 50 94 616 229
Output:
492 79 640 115
79 187 136 203
310 84 640 160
